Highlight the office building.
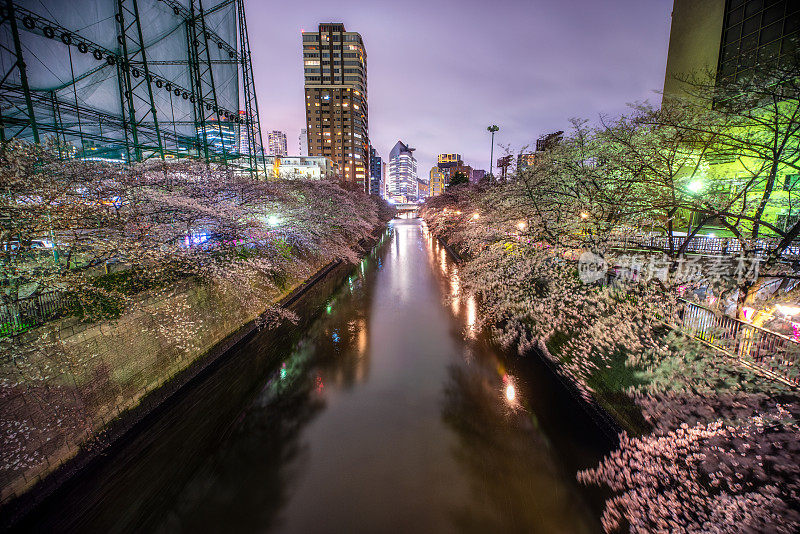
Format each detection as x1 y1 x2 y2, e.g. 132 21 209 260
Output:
387 141 417 202
417 179 429 199
267 131 288 156
430 167 446 196
517 153 536 172
303 23 369 192
437 153 463 169
369 147 383 196
663 0 799 100
471 169 486 183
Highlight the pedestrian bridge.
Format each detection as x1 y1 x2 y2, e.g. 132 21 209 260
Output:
395 203 421 218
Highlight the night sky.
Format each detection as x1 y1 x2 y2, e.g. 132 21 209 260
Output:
247 0 673 178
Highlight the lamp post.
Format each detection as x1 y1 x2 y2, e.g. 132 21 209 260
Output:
487 125 499 180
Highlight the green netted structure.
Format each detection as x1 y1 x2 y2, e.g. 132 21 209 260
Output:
0 0 266 175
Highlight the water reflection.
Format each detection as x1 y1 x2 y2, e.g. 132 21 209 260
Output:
18 220 605 533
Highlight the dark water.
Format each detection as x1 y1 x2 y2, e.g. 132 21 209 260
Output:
18 218 611 533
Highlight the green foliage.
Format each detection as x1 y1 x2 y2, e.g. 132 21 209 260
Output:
447 172 469 188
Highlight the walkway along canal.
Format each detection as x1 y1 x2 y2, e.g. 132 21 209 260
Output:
15 218 614 533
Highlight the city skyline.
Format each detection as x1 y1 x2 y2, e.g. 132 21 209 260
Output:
248 0 673 182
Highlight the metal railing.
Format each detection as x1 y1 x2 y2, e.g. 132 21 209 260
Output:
608 233 800 259
673 298 800 386
0 292 66 337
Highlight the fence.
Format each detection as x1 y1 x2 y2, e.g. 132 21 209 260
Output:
673 298 800 386
608 233 800 259
0 292 66 337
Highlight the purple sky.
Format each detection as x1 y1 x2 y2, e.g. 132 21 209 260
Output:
246 0 673 179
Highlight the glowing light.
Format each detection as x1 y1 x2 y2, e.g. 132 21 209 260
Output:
268 215 279 226
472 212 480 220
280 363 287 380
580 212 589 219
776 304 800 317
505 384 516 402
688 180 703 193
517 221 527 231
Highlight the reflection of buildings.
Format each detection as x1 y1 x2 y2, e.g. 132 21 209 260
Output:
196 119 236 155
387 140 417 202
303 23 369 192
265 155 338 180
268 131 288 156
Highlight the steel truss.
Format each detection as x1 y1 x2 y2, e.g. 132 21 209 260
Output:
0 0 265 176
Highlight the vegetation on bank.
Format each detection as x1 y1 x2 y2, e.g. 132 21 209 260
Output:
422 177 800 531
0 140 393 502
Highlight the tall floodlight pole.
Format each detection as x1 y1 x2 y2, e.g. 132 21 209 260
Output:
487 125 499 180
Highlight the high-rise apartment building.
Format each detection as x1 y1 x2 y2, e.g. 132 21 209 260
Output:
267 131 288 156
663 0 799 100
369 147 383 196
387 141 417 202
303 23 369 191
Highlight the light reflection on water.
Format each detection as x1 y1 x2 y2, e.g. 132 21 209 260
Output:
22 220 605 534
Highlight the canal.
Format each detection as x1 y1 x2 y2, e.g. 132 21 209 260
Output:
18 218 612 533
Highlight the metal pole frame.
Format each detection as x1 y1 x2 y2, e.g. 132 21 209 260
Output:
0 0 39 143
115 0 165 161
236 0 266 177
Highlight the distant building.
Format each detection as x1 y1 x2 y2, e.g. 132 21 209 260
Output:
430 167 446 196
450 164 473 182
470 169 486 183
517 153 536 172
268 130 288 156
437 153 463 168
237 111 251 155
265 155 338 180
299 128 309 156
387 140 417 202
369 147 383 196
417 179 429 199
535 131 563 152
303 23 369 192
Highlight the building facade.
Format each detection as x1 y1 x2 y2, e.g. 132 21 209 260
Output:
267 131 288 156
265 155 338 180
387 141 417 202
369 147 383 196
299 128 309 156
430 167 446 196
303 23 369 191
470 169 486 183
663 0 799 100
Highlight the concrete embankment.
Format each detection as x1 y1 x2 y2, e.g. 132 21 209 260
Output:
1 224 390 529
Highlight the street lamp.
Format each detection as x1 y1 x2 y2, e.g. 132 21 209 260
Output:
487 125 499 179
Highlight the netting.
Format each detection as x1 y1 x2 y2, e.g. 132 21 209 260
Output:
0 0 248 164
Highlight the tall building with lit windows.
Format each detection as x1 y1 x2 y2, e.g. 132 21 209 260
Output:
387 140 417 202
303 23 369 190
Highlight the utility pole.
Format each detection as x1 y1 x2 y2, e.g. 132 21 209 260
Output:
487 125 499 180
